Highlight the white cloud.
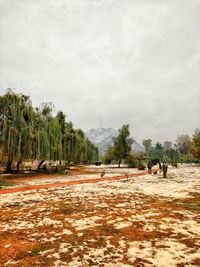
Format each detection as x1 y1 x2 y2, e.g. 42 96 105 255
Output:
0 0 199 142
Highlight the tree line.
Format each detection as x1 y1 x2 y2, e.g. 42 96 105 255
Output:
103 124 200 167
0 90 98 172
142 131 200 164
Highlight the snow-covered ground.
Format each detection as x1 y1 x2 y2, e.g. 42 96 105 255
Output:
2 165 148 187
131 166 200 198
0 166 199 267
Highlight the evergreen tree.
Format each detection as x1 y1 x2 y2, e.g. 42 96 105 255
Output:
142 139 153 157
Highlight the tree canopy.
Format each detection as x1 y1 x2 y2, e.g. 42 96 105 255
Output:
191 129 200 159
0 90 98 172
109 124 133 167
142 139 153 157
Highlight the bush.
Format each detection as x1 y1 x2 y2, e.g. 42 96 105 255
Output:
39 164 69 174
24 165 32 169
137 162 146 170
193 159 200 163
171 161 178 168
0 178 14 188
128 159 137 168
57 165 66 174
149 158 159 166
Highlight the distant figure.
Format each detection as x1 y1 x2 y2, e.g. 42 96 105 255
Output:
163 162 168 178
158 161 162 171
147 161 153 174
101 170 105 177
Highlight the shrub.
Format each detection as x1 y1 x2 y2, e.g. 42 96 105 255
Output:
128 159 137 168
57 165 66 174
0 178 14 188
149 158 159 166
137 162 146 170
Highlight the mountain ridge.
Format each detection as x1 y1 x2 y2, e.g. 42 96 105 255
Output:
85 127 144 155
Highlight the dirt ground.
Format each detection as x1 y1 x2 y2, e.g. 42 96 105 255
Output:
0 165 199 267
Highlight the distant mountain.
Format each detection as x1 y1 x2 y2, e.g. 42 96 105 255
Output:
85 128 144 155
85 128 118 155
132 140 145 153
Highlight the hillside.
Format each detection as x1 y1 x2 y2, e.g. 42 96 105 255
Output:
85 128 144 155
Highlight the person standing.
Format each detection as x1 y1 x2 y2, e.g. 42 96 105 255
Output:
163 162 168 178
147 161 153 174
158 161 162 171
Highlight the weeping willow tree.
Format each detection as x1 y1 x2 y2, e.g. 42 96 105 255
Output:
56 116 98 164
56 111 76 164
61 121 75 164
83 138 99 163
69 129 99 164
33 102 62 168
0 90 34 171
0 90 98 172
63 128 89 164
73 129 86 164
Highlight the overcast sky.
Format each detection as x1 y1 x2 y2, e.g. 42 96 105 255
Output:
0 0 199 143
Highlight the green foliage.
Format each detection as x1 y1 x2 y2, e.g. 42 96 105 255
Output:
163 141 172 151
112 124 133 167
143 138 179 163
148 158 159 166
142 139 153 157
0 91 34 164
154 142 164 158
148 142 164 161
103 146 115 164
20 164 32 170
137 162 146 170
164 147 179 163
0 90 99 171
0 178 14 188
125 155 137 168
175 134 192 160
191 129 200 160
131 151 146 161
103 125 133 167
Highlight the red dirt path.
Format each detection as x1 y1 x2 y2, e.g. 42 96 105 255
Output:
0 170 158 195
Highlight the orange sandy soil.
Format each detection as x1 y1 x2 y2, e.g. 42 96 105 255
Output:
2 167 98 183
0 166 200 267
0 169 152 195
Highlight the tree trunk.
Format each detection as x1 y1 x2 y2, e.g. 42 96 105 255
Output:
16 161 22 173
5 159 13 173
37 160 45 169
118 159 121 168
